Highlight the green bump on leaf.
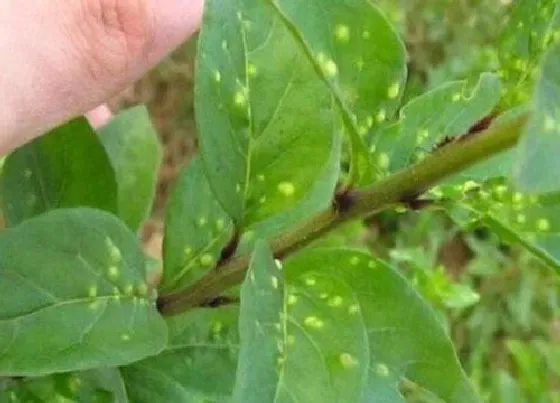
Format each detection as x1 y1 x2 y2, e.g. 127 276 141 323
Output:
121 307 239 403
513 44 560 193
498 0 560 105
195 0 337 227
0 208 167 376
232 242 369 402
0 368 129 402
372 73 502 174
1 118 118 227
162 157 234 292
283 249 479 403
98 106 163 231
237 131 342 254
444 180 560 274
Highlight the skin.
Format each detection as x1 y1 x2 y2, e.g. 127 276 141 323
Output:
0 0 204 154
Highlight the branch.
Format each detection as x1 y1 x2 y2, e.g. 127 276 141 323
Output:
157 113 528 316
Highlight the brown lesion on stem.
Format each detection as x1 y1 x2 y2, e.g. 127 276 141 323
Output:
333 184 358 214
157 113 528 316
200 295 240 308
463 113 497 138
398 191 434 211
433 113 498 152
432 135 455 152
218 230 241 265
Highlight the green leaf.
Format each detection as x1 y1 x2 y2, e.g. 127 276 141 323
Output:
402 261 481 311
417 110 559 268
285 249 478 402
498 0 560 105
441 180 560 273
78 368 129 402
121 307 239 402
233 245 476 402
442 284 481 310
232 242 369 403
98 106 163 231
237 131 342 254
1 118 117 227
513 44 560 193
267 0 407 184
0 368 128 403
195 0 338 227
0 208 167 376
372 73 501 175
161 157 234 292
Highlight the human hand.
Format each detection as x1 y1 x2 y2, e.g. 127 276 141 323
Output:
0 0 203 154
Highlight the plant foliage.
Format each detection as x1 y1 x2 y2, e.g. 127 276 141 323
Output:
1 0 560 402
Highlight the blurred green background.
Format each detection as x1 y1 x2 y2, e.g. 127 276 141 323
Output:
115 1 559 401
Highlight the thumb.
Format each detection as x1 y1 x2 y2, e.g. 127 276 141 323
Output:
0 0 203 153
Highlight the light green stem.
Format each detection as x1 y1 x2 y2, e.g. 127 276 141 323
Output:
158 114 527 315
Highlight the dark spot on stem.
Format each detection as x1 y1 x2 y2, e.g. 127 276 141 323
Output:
458 113 498 143
201 295 239 308
333 186 358 214
432 135 455 151
156 297 166 313
399 191 434 211
433 113 497 152
466 113 497 136
273 249 289 260
218 230 240 265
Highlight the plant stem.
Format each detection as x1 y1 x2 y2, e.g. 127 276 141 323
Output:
158 113 528 316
